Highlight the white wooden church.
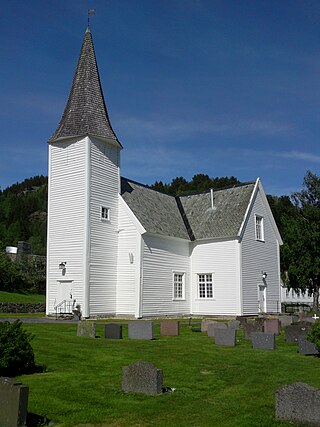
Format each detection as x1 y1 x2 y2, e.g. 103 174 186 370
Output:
46 28 283 318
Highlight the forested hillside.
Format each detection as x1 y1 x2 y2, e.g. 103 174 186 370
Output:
0 176 47 255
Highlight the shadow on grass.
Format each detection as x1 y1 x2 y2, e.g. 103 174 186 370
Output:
27 412 52 426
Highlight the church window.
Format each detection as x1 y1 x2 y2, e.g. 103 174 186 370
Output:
101 206 110 221
173 272 185 300
255 215 264 241
198 273 213 298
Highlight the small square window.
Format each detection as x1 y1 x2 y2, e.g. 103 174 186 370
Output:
255 215 264 241
173 272 185 300
101 206 110 221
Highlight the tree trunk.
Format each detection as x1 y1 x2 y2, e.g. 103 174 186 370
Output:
312 279 319 311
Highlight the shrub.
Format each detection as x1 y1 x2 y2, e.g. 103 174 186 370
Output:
307 319 320 351
0 320 36 376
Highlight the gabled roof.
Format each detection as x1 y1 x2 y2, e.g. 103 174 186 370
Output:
49 28 120 145
121 178 256 241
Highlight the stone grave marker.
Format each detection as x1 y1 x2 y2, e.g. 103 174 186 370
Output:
298 337 319 356
0 377 29 427
128 321 154 340
77 321 96 338
251 332 275 350
243 321 264 339
160 321 179 336
214 328 236 346
285 324 310 343
276 382 320 426
264 319 280 335
122 361 163 394
228 319 240 330
105 323 122 339
201 319 215 332
278 315 293 328
236 316 248 327
207 322 227 337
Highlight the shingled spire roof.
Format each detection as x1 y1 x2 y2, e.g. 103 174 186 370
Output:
49 28 120 145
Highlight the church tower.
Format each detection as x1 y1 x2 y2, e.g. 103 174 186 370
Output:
46 28 122 318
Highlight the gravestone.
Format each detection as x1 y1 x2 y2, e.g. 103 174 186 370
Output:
285 324 310 343
0 377 29 427
298 337 319 356
279 315 293 328
264 319 280 335
214 328 236 346
243 321 264 339
160 321 179 336
207 322 227 337
77 321 96 338
105 323 122 339
201 319 215 332
236 316 248 327
122 361 163 394
128 321 154 340
228 319 240 330
251 332 275 350
276 382 320 426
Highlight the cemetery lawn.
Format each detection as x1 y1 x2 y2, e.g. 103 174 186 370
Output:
0 290 45 303
18 322 320 427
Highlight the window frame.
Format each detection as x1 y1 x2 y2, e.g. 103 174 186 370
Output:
101 206 110 222
255 214 264 241
173 272 185 300
197 273 214 299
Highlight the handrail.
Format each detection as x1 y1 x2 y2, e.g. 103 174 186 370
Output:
54 299 74 320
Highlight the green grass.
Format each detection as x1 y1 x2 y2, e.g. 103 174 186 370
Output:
13 321 320 427
0 291 45 304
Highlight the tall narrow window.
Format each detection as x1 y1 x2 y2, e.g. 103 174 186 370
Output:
198 273 213 299
255 215 264 241
173 273 185 300
101 206 110 221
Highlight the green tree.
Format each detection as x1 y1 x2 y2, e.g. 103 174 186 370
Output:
281 171 320 310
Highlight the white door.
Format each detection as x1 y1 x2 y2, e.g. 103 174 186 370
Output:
258 284 267 313
56 280 74 309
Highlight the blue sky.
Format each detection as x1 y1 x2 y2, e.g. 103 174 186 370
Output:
1 0 319 195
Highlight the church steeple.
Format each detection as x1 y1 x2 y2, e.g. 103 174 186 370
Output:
49 28 121 146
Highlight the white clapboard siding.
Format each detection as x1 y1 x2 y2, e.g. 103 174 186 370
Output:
88 136 120 315
191 239 241 316
241 189 281 314
116 200 140 316
141 235 190 317
46 138 87 314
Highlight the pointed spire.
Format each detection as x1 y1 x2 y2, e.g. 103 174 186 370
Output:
49 28 121 145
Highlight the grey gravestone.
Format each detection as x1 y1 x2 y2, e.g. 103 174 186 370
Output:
279 315 293 328
276 382 320 426
201 319 215 332
128 321 154 340
285 324 310 343
298 337 319 356
214 328 236 346
122 361 163 394
264 319 280 335
207 322 227 337
105 323 122 339
228 319 240 330
160 321 179 336
251 332 275 350
243 322 264 339
77 321 96 338
0 377 29 427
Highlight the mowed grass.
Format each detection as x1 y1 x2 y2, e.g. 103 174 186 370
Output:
0 291 45 303
16 322 319 427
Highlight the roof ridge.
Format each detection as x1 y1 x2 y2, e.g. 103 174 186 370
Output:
177 180 256 198
121 177 176 198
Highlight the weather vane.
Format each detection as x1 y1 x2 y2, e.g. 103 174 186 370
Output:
88 9 96 28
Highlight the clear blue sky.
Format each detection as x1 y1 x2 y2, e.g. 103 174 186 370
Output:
1 0 319 195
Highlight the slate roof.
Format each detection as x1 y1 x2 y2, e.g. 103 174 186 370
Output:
121 178 256 241
49 28 120 144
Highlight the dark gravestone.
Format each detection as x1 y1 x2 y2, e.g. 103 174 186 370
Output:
298 337 319 356
243 321 264 339
0 377 29 427
251 332 275 350
285 324 310 343
228 319 240 330
160 321 179 336
105 323 122 339
264 319 280 335
214 328 236 346
128 321 154 340
236 316 248 327
207 322 227 337
77 321 96 338
276 382 320 426
122 361 163 395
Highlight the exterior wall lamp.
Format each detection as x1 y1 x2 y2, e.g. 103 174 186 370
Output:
262 272 268 280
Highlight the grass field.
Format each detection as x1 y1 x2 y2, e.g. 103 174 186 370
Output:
12 321 319 427
0 291 45 303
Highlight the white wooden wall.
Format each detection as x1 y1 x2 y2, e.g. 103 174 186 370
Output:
241 190 281 314
190 239 241 316
141 235 190 317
